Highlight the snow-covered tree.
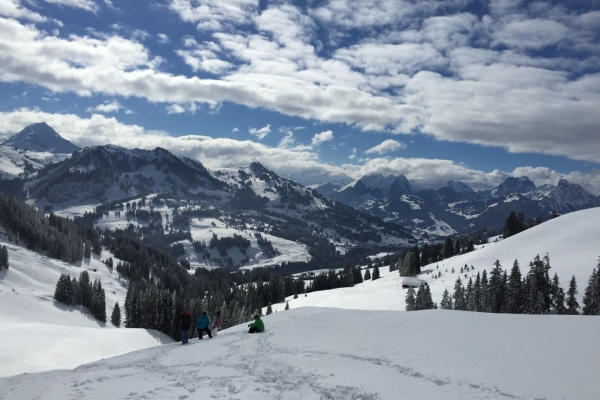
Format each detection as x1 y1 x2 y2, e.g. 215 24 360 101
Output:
364 269 371 280
266 303 273 315
405 286 416 311
440 288 453 310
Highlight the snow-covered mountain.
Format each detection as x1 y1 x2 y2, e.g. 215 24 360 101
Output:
2 122 80 154
317 174 600 236
27 145 227 204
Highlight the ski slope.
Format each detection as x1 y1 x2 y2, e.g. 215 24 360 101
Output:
0 233 173 377
0 307 598 400
272 207 600 312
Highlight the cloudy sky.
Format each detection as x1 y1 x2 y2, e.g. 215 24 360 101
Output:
1 0 599 192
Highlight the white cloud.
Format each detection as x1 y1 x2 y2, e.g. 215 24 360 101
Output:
278 130 296 148
168 0 258 31
1 2 599 166
349 147 357 160
231 127 239 133
157 33 169 44
43 0 99 13
365 139 406 155
166 103 198 114
311 130 333 146
0 0 47 22
493 19 572 49
87 100 123 113
248 124 270 140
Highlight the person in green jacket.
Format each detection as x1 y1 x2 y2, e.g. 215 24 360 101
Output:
247 315 264 333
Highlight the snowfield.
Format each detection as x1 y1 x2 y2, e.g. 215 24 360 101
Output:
0 234 173 377
1 308 599 400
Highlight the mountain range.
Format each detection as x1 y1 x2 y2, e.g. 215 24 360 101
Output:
2 122 599 244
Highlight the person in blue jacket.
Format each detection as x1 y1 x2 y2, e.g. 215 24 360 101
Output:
196 311 213 339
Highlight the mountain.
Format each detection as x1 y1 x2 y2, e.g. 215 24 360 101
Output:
23 149 414 270
2 122 80 154
28 145 227 203
319 174 600 237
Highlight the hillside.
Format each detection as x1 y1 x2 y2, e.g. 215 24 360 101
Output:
0 307 598 400
272 207 600 312
0 232 172 377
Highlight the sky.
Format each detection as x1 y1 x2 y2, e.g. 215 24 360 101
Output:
0 0 599 193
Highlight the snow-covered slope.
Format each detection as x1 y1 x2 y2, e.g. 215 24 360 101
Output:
0 234 173 377
0 145 67 180
1 308 598 400
273 207 600 312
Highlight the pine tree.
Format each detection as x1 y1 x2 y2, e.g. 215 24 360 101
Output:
111 302 121 327
372 266 380 280
465 277 476 311
566 275 580 315
550 273 567 314
364 269 371 280
582 267 600 315
479 270 490 312
453 277 466 311
266 303 273 315
440 288 453 310
505 260 524 314
53 273 73 304
405 286 416 311
0 245 8 270
488 260 506 313
285 301 290 310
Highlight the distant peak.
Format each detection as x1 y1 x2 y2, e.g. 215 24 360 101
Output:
249 162 269 172
2 122 80 154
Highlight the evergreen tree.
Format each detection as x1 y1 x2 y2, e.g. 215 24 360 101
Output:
93 279 107 323
266 303 273 315
372 266 380 280
551 273 567 314
84 240 92 259
111 302 121 327
582 267 600 315
488 260 506 313
53 273 73 304
465 277 476 311
364 269 371 280
505 260 524 314
0 245 8 270
453 277 466 311
566 275 580 315
405 286 416 311
440 288 453 310
473 272 482 312
479 270 490 312
285 301 290 310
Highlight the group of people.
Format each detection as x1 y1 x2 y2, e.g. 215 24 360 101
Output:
179 310 265 345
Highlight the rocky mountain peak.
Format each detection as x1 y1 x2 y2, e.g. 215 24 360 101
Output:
492 176 536 197
2 123 80 154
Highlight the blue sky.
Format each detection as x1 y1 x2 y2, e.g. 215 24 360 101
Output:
1 0 599 192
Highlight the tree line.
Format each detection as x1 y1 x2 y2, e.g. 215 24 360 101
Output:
54 270 107 323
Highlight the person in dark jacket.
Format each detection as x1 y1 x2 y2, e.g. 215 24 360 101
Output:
212 311 222 337
247 315 264 333
196 311 212 339
180 310 192 345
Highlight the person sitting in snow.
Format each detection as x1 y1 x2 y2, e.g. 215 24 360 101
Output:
197 311 213 339
247 314 264 334
180 310 192 345
212 311 222 337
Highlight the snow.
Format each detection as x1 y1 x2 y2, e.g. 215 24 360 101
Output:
0 235 173 377
401 194 421 209
0 308 598 399
272 207 600 313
